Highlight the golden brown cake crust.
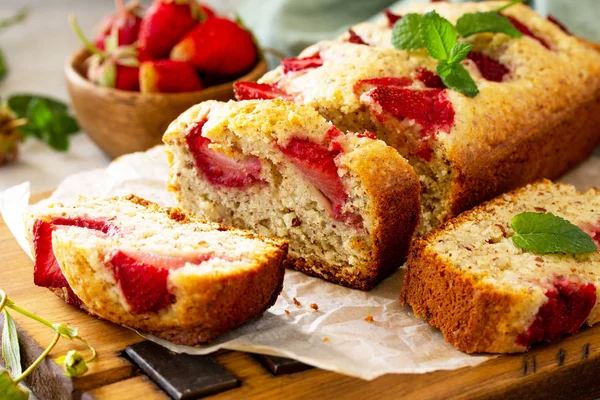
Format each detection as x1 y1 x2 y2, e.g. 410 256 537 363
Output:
447 85 600 218
39 196 289 346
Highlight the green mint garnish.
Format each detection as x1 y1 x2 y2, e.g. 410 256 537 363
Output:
6 94 80 152
511 212 598 255
391 0 526 97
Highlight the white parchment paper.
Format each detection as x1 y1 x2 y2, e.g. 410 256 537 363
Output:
2 145 599 380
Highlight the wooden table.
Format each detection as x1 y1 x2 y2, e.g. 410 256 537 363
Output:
2 193 600 400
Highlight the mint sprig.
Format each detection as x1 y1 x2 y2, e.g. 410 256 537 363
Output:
391 1 526 97
511 212 598 255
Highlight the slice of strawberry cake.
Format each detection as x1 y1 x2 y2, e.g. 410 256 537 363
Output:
235 1 600 233
163 99 421 290
401 180 600 353
26 195 288 345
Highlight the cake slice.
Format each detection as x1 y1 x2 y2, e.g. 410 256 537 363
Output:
163 99 421 290
26 195 288 345
236 1 600 233
400 180 600 353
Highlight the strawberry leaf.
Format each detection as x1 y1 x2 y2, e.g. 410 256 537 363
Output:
422 11 458 61
0 370 28 400
511 212 598 254
2 310 22 378
456 11 522 38
437 62 479 97
391 13 425 50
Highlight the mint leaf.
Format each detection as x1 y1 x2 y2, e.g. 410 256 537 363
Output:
511 212 598 254
437 62 479 97
392 13 425 50
27 99 53 128
421 11 458 61
2 311 22 378
0 370 28 400
447 42 472 65
456 12 522 38
7 94 67 118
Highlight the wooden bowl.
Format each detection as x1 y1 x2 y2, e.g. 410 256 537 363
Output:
65 48 268 158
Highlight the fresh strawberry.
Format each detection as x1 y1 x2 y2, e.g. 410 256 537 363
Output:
186 121 265 188
71 15 142 91
365 86 455 135
200 3 216 18
95 0 142 51
139 60 203 93
547 14 570 34
107 250 174 314
505 15 551 49
281 53 324 74
466 52 509 82
170 17 257 77
139 0 203 60
353 76 412 94
233 82 292 101
347 29 368 45
279 138 361 226
415 68 446 89
384 9 402 28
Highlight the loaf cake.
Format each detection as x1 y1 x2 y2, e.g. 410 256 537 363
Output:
163 99 421 290
400 180 600 353
26 195 288 345
235 1 600 232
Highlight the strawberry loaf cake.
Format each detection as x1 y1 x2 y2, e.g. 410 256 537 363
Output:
26 195 288 345
235 1 600 232
163 99 421 290
401 180 600 353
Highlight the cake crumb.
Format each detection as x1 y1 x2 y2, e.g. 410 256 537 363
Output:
365 315 374 323
322 337 329 342
284 310 290 315
293 297 302 307
310 303 319 311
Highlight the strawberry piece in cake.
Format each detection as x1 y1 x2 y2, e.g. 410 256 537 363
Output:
281 53 324 73
27 195 287 345
466 52 510 82
401 180 600 353
233 82 291 101
164 99 421 290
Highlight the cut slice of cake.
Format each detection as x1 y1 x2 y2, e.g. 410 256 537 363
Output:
163 99 421 290
400 180 600 353
235 1 600 233
26 195 288 345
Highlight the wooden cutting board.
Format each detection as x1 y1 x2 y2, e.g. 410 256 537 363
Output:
2 192 600 400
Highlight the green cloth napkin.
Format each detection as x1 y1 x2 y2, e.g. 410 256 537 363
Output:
238 0 600 59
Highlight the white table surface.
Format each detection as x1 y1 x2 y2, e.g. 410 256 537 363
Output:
0 0 241 193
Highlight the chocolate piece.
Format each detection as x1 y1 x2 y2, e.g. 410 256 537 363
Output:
124 341 239 399
253 354 313 375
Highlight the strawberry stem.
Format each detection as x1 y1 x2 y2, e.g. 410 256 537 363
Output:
68 14 105 57
14 332 60 384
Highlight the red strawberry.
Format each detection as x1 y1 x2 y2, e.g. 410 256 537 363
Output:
279 138 361 226
170 17 257 77
415 68 445 89
353 76 412 94
506 15 551 49
281 53 324 74
547 14 570 34
365 86 455 135
139 60 203 93
139 0 203 60
32 217 118 306
70 14 142 91
384 9 402 28
233 82 292 101
201 3 216 19
186 121 265 188
347 29 368 45
107 250 174 313
95 0 142 51
466 52 509 82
